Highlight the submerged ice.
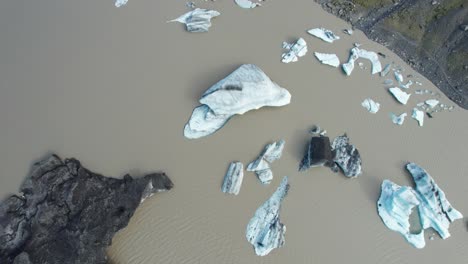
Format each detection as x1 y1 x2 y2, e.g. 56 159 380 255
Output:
246 176 289 256
168 8 220 32
184 64 291 139
377 163 463 248
282 38 308 63
342 47 382 75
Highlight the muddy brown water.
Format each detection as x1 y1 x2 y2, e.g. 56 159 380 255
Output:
0 0 467 263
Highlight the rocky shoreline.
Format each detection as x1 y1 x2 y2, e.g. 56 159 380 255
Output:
314 0 468 109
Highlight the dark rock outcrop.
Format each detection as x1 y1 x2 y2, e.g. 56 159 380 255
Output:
0 155 173 264
314 0 468 110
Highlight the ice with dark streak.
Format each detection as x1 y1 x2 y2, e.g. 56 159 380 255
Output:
246 176 289 256
331 134 362 177
168 8 220 33
377 163 463 248
221 162 244 195
184 64 291 139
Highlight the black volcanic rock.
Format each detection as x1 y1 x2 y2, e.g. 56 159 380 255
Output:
314 0 468 109
0 155 173 264
299 136 335 171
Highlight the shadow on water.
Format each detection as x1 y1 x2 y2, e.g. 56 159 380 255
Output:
288 128 310 163
359 174 383 203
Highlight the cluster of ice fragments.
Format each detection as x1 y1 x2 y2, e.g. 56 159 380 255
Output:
246 176 289 256
168 8 220 33
184 64 291 139
282 38 308 63
247 140 285 184
299 129 362 178
378 163 463 248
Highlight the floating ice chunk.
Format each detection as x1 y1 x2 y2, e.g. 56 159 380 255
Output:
299 136 334 171
307 28 340 43
246 176 289 256
282 38 308 63
314 52 340 67
361 98 380 113
389 87 411 105
247 140 285 184
115 0 128 7
411 108 424 126
381 64 392 77
383 79 394 86
400 80 413 89
222 162 244 195
377 180 425 248
390 112 407 125
425 99 439 108
343 28 353 35
309 125 327 136
394 71 404 83
331 134 362 177
342 47 382 75
235 0 261 8
406 163 463 240
168 8 220 33
184 64 291 139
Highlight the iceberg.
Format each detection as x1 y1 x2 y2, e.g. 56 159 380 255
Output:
394 71 404 83
115 0 128 7
425 99 439 108
221 162 244 195
390 112 407 125
307 28 340 43
361 98 380 113
389 87 411 105
235 0 261 8
378 163 463 248
411 108 424 126
184 64 291 139
282 38 308 63
378 180 425 248
246 176 289 256
380 63 392 77
342 47 382 75
299 136 334 171
314 52 340 67
331 134 362 177
247 140 285 184
168 8 220 33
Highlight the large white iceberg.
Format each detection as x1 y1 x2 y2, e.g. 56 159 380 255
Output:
361 98 380 113
281 38 308 63
246 176 289 256
342 47 382 75
115 0 128 7
389 87 411 105
377 163 463 248
184 64 291 139
390 112 407 125
314 52 340 67
235 0 261 8
307 28 340 43
247 140 285 184
168 8 220 33
222 162 244 195
411 108 424 127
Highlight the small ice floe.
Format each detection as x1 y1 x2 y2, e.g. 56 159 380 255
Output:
390 112 407 125
381 63 392 77
343 28 353 35
383 79 394 86
115 0 128 7
361 98 380 114
307 28 340 43
247 140 285 184
425 99 439 108
168 8 220 33
235 0 261 8
184 64 291 139
389 87 411 105
394 71 404 83
378 163 463 248
246 176 289 256
221 162 244 195
400 80 413 89
282 38 308 63
412 108 424 126
331 134 362 178
314 52 340 67
342 47 382 75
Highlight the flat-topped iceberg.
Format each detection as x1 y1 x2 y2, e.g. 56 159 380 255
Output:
246 176 289 256
342 47 382 75
377 163 463 248
115 0 128 7
247 140 285 184
390 112 407 125
314 52 340 67
331 134 362 177
389 87 411 105
411 108 424 126
307 28 340 43
222 162 244 195
235 0 261 8
361 98 380 113
168 8 220 33
282 38 308 63
184 64 291 139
